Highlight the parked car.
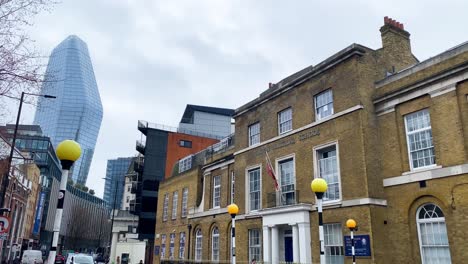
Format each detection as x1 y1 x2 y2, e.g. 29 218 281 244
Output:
66 254 94 264
21 250 43 264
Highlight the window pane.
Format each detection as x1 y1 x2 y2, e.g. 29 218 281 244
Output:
249 123 261 146
279 158 295 205
405 110 435 169
318 146 340 201
249 168 261 211
278 108 293 134
315 89 334 120
417 204 451 264
249 229 261 262
324 224 344 264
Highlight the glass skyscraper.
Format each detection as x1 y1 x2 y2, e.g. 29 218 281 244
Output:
103 157 133 210
34 35 103 185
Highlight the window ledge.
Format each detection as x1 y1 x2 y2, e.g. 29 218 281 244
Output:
402 165 442 175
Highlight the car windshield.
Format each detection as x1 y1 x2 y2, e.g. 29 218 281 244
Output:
73 256 93 264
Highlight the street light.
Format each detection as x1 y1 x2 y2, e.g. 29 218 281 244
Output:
311 178 328 264
346 219 358 264
227 203 239 264
47 140 81 264
0 92 56 212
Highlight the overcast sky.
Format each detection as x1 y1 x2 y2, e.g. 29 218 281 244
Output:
8 0 468 197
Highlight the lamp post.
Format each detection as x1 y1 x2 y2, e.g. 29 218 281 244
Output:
346 219 358 264
227 203 239 264
102 177 123 262
47 140 81 264
311 178 328 264
0 92 56 212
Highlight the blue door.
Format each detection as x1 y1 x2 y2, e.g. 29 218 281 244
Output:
284 236 293 262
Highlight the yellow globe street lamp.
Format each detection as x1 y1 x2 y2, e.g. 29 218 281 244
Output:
227 203 239 264
346 219 358 264
311 178 328 264
47 140 81 264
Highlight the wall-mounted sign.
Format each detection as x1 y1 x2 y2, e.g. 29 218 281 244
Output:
344 235 371 257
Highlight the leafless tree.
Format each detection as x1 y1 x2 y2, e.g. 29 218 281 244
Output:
0 0 57 117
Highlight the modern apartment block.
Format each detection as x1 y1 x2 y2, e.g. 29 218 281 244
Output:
154 18 468 264
133 104 234 263
104 157 133 210
34 35 103 185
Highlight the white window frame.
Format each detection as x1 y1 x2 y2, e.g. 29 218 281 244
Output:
179 155 193 173
181 188 188 218
404 109 436 171
245 165 262 213
248 122 261 146
230 171 235 204
313 141 342 204
275 154 296 206
278 108 293 135
160 234 167 259
416 203 452 264
315 89 334 120
195 229 203 262
171 191 178 219
212 175 221 208
169 233 175 260
248 229 262 262
162 193 169 221
324 223 344 263
179 232 186 259
211 227 220 262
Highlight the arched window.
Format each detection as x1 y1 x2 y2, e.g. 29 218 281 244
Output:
211 227 219 262
195 229 203 262
417 203 452 263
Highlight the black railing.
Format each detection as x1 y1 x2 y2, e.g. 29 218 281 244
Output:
134 158 144 173
136 140 146 154
266 190 300 208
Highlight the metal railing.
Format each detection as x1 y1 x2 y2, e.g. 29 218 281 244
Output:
176 133 235 174
138 120 225 140
136 139 146 153
266 190 300 208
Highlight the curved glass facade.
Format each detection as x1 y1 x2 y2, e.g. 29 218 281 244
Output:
34 35 103 185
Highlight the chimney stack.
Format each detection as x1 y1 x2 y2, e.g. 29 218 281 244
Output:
380 16 415 74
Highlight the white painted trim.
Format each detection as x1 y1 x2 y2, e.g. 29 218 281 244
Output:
313 141 342 204
234 105 364 156
188 207 228 219
275 153 296 205
375 71 468 115
203 159 234 173
245 164 263 214
404 109 435 171
384 163 468 187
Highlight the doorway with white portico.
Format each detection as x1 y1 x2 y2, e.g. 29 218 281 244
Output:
260 204 312 264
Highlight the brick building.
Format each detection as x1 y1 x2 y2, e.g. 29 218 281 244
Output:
154 18 468 264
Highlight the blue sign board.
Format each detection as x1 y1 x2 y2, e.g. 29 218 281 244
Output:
154 246 160 256
344 235 371 257
32 192 46 235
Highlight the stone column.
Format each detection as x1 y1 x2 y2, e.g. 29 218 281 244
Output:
298 222 312 263
110 232 118 263
271 225 279 264
262 226 271 263
290 223 300 263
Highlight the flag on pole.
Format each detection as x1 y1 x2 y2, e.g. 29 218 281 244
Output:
265 151 279 191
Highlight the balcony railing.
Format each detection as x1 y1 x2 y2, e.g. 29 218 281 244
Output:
176 134 235 174
266 190 300 208
138 120 225 140
136 140 146 154
134 157 144 173
131 182 142 194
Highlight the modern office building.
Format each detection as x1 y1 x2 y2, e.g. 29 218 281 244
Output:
0 125 110 253
154 18 468 264
134 104 234 263
104 157 133 210
34 35 103 185
179 104 234 138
